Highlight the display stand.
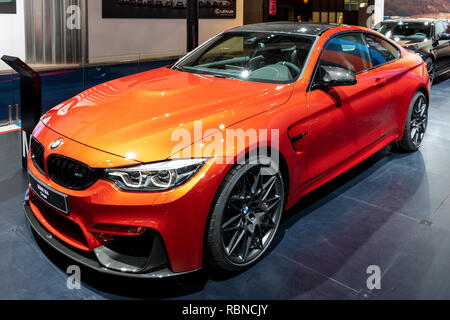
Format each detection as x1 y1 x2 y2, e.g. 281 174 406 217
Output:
187 0 199 52
1 55 42 168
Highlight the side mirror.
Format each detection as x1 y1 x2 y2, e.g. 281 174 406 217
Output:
313 65 357 89
438 33 450 41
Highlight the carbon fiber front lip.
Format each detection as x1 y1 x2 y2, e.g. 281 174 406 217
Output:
23 197 201 279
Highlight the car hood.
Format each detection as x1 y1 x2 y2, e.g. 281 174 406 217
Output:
42 67 293 163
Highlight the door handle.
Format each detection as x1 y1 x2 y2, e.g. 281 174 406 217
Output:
374 78 386 88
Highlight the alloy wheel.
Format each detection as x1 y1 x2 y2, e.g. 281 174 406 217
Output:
220 166 283 265
410 95 428 147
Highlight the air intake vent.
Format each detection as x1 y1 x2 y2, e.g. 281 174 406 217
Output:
47 155 100 190
30 138 45 175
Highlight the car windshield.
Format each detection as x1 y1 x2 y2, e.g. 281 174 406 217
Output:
172 32 316 84
378 22 432 41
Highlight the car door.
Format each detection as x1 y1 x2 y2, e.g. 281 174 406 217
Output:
363 33 400 137
305 32 387 180
433 21 450 72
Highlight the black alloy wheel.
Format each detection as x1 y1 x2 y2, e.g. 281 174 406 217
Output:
206 159 284 272
410 93 428 147
393 91 428 152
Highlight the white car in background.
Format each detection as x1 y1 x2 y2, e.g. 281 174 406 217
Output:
171 0 231 8
173 0 186 7
155 0 173 6
217 0 231 7
135 0 155 5
207 0 231 7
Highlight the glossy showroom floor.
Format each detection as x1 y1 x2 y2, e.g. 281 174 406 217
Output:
0 74 449 300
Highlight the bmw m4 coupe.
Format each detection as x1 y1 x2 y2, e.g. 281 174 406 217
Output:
25 22 431 278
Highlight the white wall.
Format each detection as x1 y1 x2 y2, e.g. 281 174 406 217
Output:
88 0 243 64
0 0 25 70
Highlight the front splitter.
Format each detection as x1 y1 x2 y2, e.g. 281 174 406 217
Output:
23 199 200 279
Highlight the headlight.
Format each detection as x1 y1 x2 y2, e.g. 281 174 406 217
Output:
104 158 206 192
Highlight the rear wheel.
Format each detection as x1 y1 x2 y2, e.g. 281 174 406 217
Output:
206 158 284 272
393 91 428 152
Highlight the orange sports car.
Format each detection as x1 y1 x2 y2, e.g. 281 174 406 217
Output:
25 22 430 277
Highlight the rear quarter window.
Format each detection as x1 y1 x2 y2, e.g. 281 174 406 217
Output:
319 33 372 74
365 34 400 67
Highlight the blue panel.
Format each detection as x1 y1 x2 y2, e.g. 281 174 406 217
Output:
0 59 176 122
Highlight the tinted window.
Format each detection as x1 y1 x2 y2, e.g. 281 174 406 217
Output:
173 32 315 84
365 34 399 67
319 33 371 73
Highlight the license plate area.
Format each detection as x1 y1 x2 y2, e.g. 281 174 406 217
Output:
29 172 70 215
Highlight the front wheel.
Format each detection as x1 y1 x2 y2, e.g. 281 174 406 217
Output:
393 91 428 152
424 57 435 84
206 158 285 272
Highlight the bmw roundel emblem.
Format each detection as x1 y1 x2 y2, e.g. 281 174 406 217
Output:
50 139 64 150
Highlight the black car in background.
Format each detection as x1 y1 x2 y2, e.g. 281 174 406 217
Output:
377 18 450 82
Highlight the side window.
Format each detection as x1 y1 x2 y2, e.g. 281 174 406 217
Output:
365 34 399 67
319 33 371 74
435 22 445 36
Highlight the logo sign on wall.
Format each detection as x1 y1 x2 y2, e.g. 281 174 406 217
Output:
102 0 237 19
0 0 16 14
269 0 276 16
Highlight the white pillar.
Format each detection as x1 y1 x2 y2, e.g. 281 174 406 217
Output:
374 0 385 25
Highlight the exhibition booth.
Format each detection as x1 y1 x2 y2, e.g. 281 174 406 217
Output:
0 0 450 304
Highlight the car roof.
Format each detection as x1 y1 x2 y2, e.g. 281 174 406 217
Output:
230 22 340 36
382 18 446 23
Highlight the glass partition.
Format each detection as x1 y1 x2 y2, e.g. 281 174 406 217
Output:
0 0 179 126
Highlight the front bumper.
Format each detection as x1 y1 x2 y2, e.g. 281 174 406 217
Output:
25 124 232 276
24 193 199 278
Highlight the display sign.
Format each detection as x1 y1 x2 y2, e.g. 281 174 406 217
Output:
29 173 70 214
0 0 16 14
269 0 276 16
102 0 237 19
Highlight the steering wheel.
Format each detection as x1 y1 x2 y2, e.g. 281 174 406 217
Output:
276 61 301 75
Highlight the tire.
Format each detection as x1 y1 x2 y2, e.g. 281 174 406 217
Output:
424 57 435 84
393 91 428 152
206 157 285 272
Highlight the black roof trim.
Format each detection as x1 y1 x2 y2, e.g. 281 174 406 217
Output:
230 22 340 36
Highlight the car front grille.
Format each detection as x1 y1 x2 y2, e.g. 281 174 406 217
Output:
30 138 45 174
47 155 100 190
